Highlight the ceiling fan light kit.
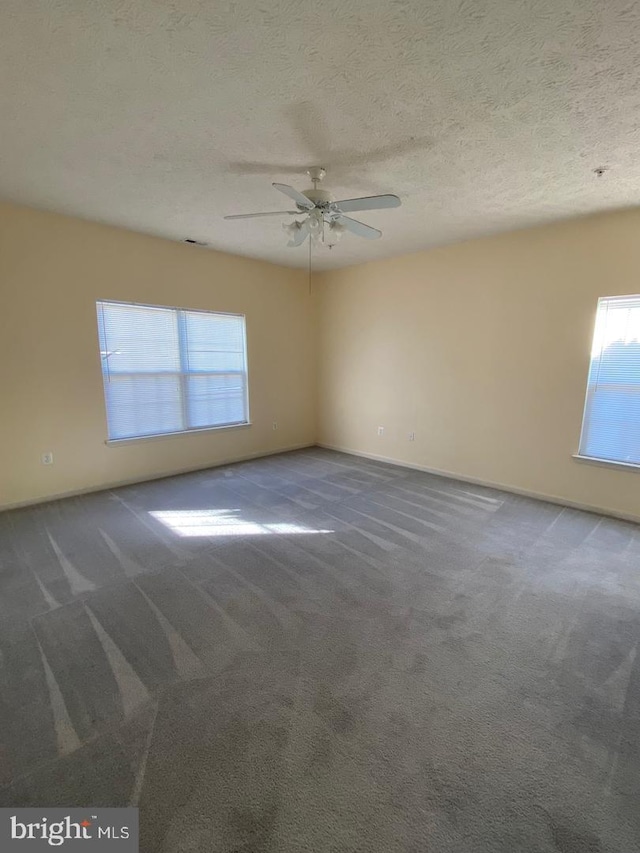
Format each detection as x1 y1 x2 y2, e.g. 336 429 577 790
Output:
224 167 401 249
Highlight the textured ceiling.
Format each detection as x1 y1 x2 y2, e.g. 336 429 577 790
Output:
2 0 640 270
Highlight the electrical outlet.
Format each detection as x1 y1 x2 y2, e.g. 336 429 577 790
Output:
272 422 278 430
377 426 384 437
408 432 415 441
41 452 54 465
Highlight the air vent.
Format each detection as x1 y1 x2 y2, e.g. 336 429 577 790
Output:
184 238 208 246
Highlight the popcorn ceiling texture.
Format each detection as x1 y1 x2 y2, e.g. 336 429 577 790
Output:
2 0 640 270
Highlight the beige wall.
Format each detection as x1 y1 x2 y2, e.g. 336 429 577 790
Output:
2 201 639 519
0 202 316 508
315 209 640 522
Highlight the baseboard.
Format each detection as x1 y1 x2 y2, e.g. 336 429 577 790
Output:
1 442 315 511
317 442 640 525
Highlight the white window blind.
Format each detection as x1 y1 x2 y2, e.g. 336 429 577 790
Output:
96 301 249 441
578 295 640 466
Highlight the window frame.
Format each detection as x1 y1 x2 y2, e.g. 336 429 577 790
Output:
97 299 251 445
575 294 640 471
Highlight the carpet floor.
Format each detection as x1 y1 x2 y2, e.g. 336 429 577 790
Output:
1 448 639 852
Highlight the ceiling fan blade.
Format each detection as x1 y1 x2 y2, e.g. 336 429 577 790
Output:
337 215 382 240
333 194 401 213
288 220 310 247
224 210 298 220
272 183 315 210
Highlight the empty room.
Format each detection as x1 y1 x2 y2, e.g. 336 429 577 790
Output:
1 1 639 851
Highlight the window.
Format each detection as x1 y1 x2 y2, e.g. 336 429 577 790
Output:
578 295 640 466
96 301 249 441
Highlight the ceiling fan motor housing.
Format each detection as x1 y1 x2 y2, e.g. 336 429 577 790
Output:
301 188 334 208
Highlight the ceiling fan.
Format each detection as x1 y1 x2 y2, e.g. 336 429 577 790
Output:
224 167 401 247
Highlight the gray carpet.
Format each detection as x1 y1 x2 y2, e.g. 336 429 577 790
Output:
1 448 639 852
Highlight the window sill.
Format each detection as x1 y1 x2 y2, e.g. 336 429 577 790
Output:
106 422 252 446
572 454 640 472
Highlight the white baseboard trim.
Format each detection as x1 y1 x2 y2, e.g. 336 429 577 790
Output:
317 442 640 525
1 442 315 511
